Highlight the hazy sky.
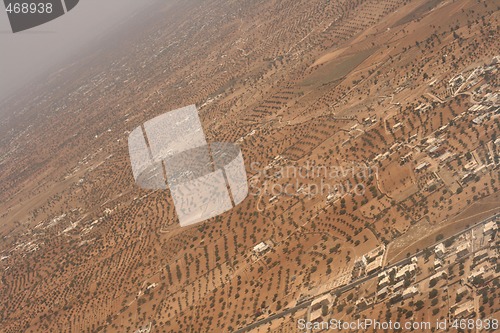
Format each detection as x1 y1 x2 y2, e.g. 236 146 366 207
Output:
0 0 160 102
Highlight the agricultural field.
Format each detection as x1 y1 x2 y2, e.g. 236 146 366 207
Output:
0 0 498 332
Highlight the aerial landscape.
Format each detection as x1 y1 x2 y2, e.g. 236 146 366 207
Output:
0 0 498 332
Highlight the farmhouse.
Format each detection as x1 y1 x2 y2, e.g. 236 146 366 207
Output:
253 242 270 255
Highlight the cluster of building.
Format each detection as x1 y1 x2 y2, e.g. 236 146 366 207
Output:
397 56 500 193
447 56 499 97
466 221 497 285
412 136 455 175
443 219 497 319
299 217 497 329
465 58 499 126
376 259 418 303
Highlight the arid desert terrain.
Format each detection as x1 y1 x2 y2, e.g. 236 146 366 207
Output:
0 0 499 332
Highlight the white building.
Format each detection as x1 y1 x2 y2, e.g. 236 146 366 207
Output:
430 271 447 283
393 280 405 292
435 243 446 258
366 256 384 275
378 276 390 288
434 258 443 269
453 301 474 318
415 162 429 172
395 263 417 280
377 286 389 298
483 221 497 235
402 286 418 299
253 242 270 254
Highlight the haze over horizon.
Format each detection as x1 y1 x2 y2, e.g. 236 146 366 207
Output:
0 0 165 104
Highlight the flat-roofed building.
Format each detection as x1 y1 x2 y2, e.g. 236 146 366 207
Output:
456 286 468 297
311 294 334 310
366 256 384 275
435 243 446 258
402 286 419 299
396 263 417 281
434 258 443 269
456 243 470 258
393 280 405 292
430 271 447 283
483 221 497 235
453 301 474 318
473 249 489 264
378 276 390 288
253 242 270 255
377 286 388 298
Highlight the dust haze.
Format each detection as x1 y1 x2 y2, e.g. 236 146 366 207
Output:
0 0 167 104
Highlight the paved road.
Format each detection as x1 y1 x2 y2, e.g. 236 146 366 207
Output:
232 300 311 333
233 214 498 333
